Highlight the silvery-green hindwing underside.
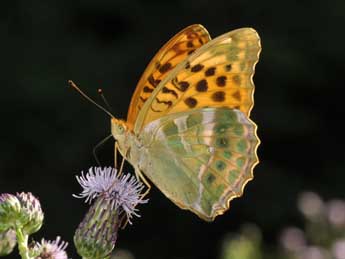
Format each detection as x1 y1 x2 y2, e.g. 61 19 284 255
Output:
137 108 259 221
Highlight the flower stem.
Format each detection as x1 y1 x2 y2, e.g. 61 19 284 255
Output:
15 226 31 259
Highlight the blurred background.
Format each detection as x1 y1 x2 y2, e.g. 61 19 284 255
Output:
0 0 344 258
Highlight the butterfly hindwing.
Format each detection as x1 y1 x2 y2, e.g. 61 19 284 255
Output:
134 28 261 133
139 108 259 221
126 24 211 130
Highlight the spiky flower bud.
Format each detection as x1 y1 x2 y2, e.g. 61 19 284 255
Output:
16 192 44 235
0 193 21 231
0 229 16 256
30 236 68 259
74 196 120 259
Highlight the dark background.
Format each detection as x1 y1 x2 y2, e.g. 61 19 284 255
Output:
1 1 344 258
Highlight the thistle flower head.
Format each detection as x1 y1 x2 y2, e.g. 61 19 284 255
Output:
74 167 148 259
16 192 44 234
74 167 119 203
32 236 68 259
75 167 148 224
0 193 21 231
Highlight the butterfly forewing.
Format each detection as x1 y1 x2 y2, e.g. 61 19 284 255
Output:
126 24 211 130
134 28 261 133
139 108 259 221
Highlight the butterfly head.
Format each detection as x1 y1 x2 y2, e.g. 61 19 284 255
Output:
111 118 128 138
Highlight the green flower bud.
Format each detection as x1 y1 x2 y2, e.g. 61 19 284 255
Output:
0 193 21 231
0 229 17 256
74 196 120 259
16 192 44 235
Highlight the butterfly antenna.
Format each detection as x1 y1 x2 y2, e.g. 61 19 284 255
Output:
68 80 115 118
98 88 114 114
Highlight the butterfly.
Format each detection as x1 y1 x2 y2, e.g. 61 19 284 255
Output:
73 24 261 221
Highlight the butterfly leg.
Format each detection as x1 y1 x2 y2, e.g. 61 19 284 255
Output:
114 142 126 177
93 134 112 166
135 168 151 199
119 213 129 229
114 141 118 169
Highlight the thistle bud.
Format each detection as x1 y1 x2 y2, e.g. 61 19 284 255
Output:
74 196 120 259
0 193 21 231
0 229 16 256
16 192 44 235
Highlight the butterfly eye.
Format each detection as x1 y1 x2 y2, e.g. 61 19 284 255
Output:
118 125 125 133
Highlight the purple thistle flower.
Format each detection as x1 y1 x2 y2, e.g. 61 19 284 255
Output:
75 167 148 224
33 236 68 259
74 167 119 203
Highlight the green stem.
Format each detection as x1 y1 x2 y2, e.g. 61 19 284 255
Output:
15 226 32 259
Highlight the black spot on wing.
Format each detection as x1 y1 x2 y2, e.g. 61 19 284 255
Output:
184 97 197 108
191 64 204 72
196 79 208 92
187 41 194 48
212 91 225 102
177 81 190 92
143 86 153 93
205 67 216 76
159 63 172 73
225 64 232 71
216 76 227 87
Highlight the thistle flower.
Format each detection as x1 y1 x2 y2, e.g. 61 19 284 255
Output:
74 167 119 203
75 167 148 224
74 167 148 259
16 192 44 235
0 229 16 256
31 236 68 259
0 193 21 231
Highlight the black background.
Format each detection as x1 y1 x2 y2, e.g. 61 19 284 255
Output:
1 1 344 259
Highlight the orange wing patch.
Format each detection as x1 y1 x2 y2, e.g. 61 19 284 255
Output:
135 28 261 132
126 24 211 130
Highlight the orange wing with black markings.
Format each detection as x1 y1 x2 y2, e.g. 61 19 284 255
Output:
126 24 211 130
133 28 261 133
